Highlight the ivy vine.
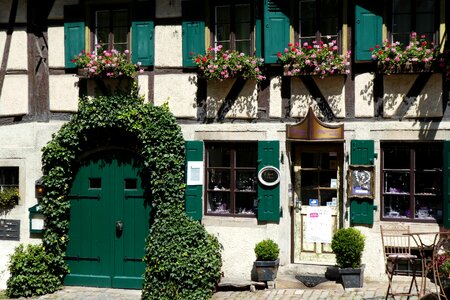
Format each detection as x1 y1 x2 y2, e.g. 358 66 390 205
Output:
7 86 222 298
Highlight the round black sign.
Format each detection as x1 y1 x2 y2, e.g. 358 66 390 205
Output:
258 166 280 186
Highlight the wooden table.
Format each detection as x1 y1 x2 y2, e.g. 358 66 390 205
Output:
406 231 450 300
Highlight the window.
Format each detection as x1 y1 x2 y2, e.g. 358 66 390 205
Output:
297 0 339 46
391 0 437 45
213 1 254 54
381 142 443 221
205 143 257 216
93 7 130 52
0 167 19 191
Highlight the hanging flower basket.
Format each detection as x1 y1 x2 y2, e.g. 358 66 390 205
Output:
371 32 439 75
72 46 143 79
192 45 266 82
278 38 350 78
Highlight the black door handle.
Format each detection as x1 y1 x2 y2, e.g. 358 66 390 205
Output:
116 220 123 235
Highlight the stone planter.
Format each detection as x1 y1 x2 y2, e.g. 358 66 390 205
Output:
254 259 280 282
338 265 364 289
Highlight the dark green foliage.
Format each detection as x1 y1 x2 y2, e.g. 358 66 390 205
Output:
0 187 19 209
6 244 61 298
331 228 365 269
7 85 221 298
142 210 222 300
254 239 280 261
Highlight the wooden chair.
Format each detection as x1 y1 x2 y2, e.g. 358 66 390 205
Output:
381 225 420 299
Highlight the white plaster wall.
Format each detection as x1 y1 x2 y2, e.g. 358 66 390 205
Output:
153 74 197 118
49 75 79 112
48 26 65 69
154 25 182 67
0 121 67 289
0 75 28 116
137 74 150 103
156 0 181 18
206 79 258 119
355 73 374 117
7 29 27 71
291 76 345 118
383 73 443 118
269 76 282 118
0 0 27 23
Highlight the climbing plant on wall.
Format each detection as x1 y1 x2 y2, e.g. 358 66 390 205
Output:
6 86 222 299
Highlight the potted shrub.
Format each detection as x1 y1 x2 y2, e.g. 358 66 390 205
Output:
331 227 365 288
254 239 280 282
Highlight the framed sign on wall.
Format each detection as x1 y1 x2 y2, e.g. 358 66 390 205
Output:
348 165 375 199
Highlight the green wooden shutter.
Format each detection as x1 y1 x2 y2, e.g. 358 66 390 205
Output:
132 1 154 66
351 140 375 165
255 1 262 57
350 199 374 225
263 0 290 64
182 1 205 67
355 3 382 61
64 5 85 69
185 141 204 221
443 141 450 228
257 141 280 222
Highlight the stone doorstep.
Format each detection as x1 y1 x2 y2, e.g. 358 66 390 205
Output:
217 278 269 292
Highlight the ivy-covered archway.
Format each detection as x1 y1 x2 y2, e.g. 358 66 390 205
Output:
6 90 222 299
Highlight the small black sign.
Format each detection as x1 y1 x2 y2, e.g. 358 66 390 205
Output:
0 219 20 241
258 166 280 187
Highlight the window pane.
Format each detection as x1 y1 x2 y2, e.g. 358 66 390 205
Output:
235 41 250 55
113 10 128 27
392 15 411 35
383 194 410 218
301 170 318 188
383 147 410 169
96 11 109 27
416 0 435 12
208 146 230 167
235 193 257 215
207 191 230 214
235 22 251 40
320 189 337 206
216 5 230 23
235 4 251 22
415 195 442 220
320 0 338 36
416 146 442 169
236 171 257 191
384 172 410 194
415 172 441 194
301 189 318 205
0 167 19 187
301 152 320 168
299 0 316 38
393 0 411 14
113 27 127 44
216 24 231 43
208 169 230 190
236 145 256 167
416 13 434 34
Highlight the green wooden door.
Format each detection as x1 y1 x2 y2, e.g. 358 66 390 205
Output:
65 151 151 289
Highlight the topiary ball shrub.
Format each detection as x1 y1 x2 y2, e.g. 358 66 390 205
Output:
331 228 365 269
141 209 222 300
254 239 280 261
6 244 62 298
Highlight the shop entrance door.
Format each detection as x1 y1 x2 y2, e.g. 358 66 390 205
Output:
64 151 151 289
293 144 343 264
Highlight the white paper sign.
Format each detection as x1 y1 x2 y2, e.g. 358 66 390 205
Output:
305 206 332 243
187 161 204 185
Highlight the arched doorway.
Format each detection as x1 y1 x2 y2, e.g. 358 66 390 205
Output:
64 150 151 289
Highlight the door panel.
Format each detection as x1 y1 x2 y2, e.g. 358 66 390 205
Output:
65 151 150 289
293 144 342 264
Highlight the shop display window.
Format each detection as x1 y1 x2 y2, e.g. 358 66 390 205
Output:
381 142 442 221
205 143 257 216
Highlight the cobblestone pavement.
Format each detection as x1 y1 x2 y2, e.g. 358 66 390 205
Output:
1 280 438 300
